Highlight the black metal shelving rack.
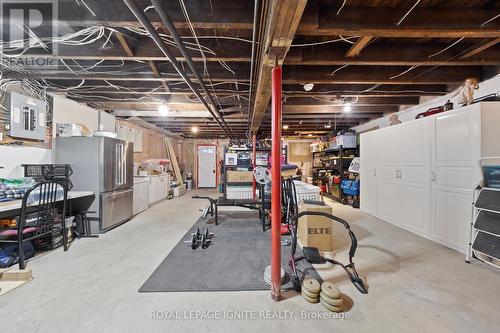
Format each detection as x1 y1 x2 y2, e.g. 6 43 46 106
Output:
222 146 272 198
312 146 358 202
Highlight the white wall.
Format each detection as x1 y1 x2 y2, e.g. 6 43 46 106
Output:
353 75 500 132
0 94 114 179
51 94 100 135
0 146 53 178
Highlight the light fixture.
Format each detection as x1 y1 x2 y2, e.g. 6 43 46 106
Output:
303 83 314 91
158 104 169 116
308 133 313 137
191 126 198 133
283 125 289 130
325 121 332 129
343 102 352 113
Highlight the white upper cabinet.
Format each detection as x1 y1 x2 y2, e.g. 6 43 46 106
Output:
360 130 378 166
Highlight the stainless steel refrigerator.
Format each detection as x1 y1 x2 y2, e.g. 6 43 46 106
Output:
55 136 134 233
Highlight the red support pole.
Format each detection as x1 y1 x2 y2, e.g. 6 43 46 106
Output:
271 66 282 301
252 134 257 199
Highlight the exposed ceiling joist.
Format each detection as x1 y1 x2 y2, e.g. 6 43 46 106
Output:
249 0 308 133
297 7 500 38
286 43 500 66
345 36 373 58
460 38 500 58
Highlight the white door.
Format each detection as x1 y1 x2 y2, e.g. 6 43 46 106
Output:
360 131 378 215
376 126 402 224
198 145 216 188
431 108 478 252
399 117 431 235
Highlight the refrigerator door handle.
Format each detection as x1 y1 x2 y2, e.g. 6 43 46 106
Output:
115 145 120 186
122 144 126 186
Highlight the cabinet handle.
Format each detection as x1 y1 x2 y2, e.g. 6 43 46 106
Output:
373 168 376 176
431 171 436 182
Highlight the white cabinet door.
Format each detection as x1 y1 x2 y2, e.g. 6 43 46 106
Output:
158 176 167 199
360 130 378 165
360 165 377 215
360 130 378 215
431 110 476 252
376 126 401 224
133 181 149 215
149 177 160 205
399 118 431 235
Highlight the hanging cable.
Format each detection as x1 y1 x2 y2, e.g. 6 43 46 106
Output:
395 0 420 26
389 65 420 80
427 38 464 58
336 0 346 15
330 64 349 76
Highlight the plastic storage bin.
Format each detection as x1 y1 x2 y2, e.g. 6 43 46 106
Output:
341 179 360 196
226 186 254 199
482 166 500 188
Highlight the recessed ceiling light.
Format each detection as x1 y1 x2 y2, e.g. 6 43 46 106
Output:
158 104 169 116
282 125 289 130
343 102 352 113
308 133 313 137
303 83 314 91
191 126 198 133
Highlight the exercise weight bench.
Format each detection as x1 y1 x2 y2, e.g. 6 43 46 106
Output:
192 192 268 231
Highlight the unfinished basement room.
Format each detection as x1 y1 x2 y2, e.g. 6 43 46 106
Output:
0 0 499 332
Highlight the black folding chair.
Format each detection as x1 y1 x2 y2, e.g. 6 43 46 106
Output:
2 181 69 269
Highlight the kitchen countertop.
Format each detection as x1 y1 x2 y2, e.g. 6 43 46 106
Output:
0 191 95 213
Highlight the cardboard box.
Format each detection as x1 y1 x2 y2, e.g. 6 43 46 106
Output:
297 202 333 252
226 170 253 183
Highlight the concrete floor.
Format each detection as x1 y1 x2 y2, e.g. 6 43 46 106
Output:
0 189 499 333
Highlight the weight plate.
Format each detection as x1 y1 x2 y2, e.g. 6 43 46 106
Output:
320 293 344 307
263 265 286 286
201 233 207 249
190 234 197 250
302 278 321 294
321 281 341 299
301 288 319 299
320 298 343 312
302 291 319 303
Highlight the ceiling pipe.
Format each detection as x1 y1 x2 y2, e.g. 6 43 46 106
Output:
122 0 232 138
247 0 261 125
151 0 233 137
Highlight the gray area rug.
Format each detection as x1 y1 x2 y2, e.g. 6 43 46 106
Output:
139 211 321 292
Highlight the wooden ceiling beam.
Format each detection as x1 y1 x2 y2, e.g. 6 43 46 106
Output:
297 7 500 37
10 64 474 85
460 38 500 58
115 32 135 57
250 0 309 133
286 43 500 66
345 36 373 58
282 65 481 85
58 0 254 29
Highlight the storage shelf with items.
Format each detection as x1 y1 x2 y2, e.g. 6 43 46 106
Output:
222 142 290 199
467 163 500 268
310 130 358 202
222 145 271 199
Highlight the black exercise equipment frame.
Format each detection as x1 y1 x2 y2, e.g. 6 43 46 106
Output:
192 183 268 231
288 211 368 294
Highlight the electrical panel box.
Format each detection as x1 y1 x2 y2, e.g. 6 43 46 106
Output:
6 92 46 141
